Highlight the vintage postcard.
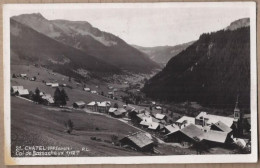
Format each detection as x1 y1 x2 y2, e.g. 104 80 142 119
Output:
3 2 257 165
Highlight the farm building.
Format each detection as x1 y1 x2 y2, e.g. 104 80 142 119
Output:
166 124 204 144
41 94 54 105
11 86 24 93
175 116 195 129
51 83 59 88
210 121 232 133
202 130 232 147
155 113 166 121
20 74 27 78
83 88 90 91
91 90 97 94
45 82 52 86
120 132 154 152
108 108 127 118
195 112 234 128
73 101 86 108
16 89 29 97
163 124 180 134
140 116 160 128
87 101 97 111
147 122 164 131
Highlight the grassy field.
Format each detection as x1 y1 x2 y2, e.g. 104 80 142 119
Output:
11 96 144 157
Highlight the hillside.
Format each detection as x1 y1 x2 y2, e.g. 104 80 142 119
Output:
143 21 250 109
133 41 194 66
10 19 120 80
12 13 159 73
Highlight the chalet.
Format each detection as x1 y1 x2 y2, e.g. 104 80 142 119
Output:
83 88 90 92
87 101 97 111
41 94 54 105
120 132 154 152
211 121 232 133
97 101 111 113
163 124 180 134
87 101 111 113
155 113 166 121
108 92 114 95
166 124 204 144
20 74 27 78
16 89 30 97
175 116 195 129
45 82 52 86
51 83 59 88
109 108 127 118
140 116 160 128
11 86 24 94
195 112 234 128
73 101 86 108
91 90 97 94
202 130 231 147
155 106 162 110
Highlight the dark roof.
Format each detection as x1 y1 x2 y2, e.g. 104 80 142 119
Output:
212 121 232 133
121 132 153 148
180 124 205 140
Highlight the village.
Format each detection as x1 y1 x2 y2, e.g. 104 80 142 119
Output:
10 65 251 156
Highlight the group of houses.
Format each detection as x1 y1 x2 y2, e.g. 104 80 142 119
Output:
12 85 55 105
120 100 250 152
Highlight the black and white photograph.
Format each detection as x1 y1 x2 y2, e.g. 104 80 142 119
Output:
3 2 257 165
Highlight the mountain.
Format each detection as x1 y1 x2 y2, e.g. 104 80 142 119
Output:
143 19 250 109
11 13 159 73
132 41 194 66
10 19 121 79
225 18 250 31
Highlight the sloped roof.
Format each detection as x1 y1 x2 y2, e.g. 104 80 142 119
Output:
203 130 228 143
84 88 90 91
165 124 180 133
176 116 195 125
12 86 24 92
97 101 111 107
196 112 234 127
122 132 153 148
108 108 117 113
51 83 59 87
17 89 29 95
87 101 96 106
212 121 232 133
155 113 166 120
74 101 85 106
148 122 160 130
180 124 205 140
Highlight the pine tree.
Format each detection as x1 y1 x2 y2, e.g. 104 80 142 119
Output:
33 87 42 103
60 89 69 105
54 88 62 106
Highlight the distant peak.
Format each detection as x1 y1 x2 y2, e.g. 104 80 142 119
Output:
12 13 46 20
225 18 250 31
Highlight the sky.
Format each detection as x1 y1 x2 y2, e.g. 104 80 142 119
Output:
7 3 252 47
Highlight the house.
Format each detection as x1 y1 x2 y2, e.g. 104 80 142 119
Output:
45 82 52 86
91 90 97 94
87 101 97 111
108 108 127 118
148 122 164 131
51 83 59 88
211 121 232 133
166 124 204 144
155 113 166 121
20 74 27 78
16 89 29 97
86 101 111 113
83 88 90 92
120 132 154 152
202 130 231 146
195 112 234 128
175 116 195 129
97 101 111 113
11 86 24 93
73 101 86 108
140 116 160 128
163 124 180 134
41 94 54 105
108 92 114 95
155 106 162 110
